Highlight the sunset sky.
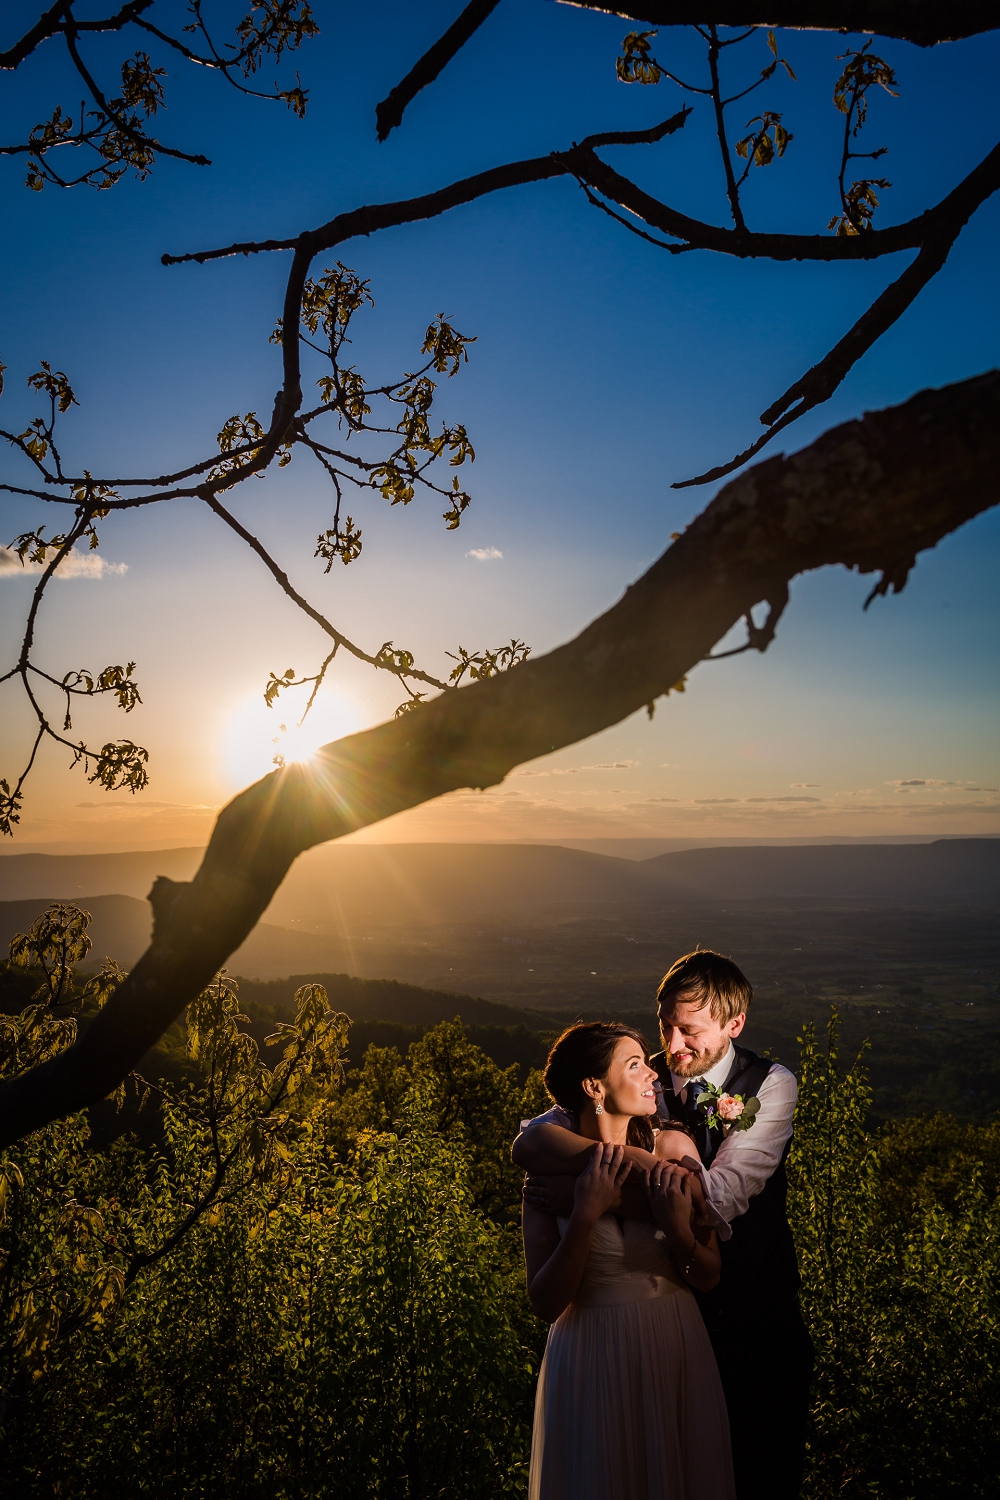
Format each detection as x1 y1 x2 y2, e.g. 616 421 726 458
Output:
1 2 998 854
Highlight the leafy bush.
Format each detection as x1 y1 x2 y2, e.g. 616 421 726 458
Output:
0 925 545 1498
790 1014 1000 1497
2 905 998 1497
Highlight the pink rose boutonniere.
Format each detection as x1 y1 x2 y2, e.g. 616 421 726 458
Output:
697 1083 761 1135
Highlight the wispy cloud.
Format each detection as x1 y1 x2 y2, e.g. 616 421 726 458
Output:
465 546 503 561
513 759 637 779
791 782 821 788
887 778 998 793
0 546 127 580
745 795 822 803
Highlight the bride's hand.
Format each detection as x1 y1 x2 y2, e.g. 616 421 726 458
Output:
644 1160 695 1241
571 1143 630 1225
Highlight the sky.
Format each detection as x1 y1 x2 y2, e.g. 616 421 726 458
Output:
1 1 998 853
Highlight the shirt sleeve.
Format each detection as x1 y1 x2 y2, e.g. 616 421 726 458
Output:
519 1104 574 1133
703 1063 797 1224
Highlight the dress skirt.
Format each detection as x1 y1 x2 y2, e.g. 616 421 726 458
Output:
528 1261 735 1500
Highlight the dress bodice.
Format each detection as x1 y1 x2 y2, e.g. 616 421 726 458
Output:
557 1215 687 1307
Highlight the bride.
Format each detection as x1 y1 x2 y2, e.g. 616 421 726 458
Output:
522 1021 735 1500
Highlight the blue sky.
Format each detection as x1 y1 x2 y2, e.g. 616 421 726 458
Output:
1 1 998 851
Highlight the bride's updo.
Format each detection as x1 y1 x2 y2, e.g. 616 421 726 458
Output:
543 1021 656 1150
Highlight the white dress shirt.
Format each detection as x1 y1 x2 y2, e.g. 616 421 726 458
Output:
670 1042 798 1226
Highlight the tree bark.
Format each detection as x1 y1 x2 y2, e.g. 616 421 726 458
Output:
1 371 997 1146
559 2 997 48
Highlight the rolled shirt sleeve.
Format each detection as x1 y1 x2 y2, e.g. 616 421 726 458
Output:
704 1062 798 1224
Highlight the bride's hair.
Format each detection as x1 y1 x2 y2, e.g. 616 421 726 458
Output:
543 1021 655 1150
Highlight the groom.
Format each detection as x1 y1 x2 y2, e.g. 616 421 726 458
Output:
514 949 813 1500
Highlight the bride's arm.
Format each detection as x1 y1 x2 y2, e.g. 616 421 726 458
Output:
522 1143 631 1323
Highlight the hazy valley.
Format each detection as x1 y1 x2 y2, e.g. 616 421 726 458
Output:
2 838 998 1121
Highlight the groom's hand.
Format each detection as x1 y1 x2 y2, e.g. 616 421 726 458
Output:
522 1174 576 1217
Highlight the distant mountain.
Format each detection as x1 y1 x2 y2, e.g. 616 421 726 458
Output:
236 972 547 1029
642 839 1000 902
0 848 202 902
262 841 655 929
1 841 996 980
0 894 356 979
0 895 153 968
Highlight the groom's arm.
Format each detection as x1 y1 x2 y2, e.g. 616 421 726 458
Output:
511 1121 659 1177
513 1122 658 1220
704 1063 797 1223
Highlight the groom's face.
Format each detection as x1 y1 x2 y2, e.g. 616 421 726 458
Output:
658 992 746 1078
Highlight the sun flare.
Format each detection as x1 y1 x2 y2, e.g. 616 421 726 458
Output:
221 689 361 792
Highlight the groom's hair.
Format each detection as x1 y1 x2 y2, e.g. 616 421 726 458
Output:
657 949 752 1024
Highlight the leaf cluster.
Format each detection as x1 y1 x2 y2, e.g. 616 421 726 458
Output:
447 638 531 686
3 1 319 192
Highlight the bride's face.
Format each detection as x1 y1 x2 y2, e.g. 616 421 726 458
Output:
598 1038 659 1118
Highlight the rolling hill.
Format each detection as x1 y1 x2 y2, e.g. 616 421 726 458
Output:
2 838 997 931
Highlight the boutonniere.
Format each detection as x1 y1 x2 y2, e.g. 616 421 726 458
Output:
697 1084 761 1134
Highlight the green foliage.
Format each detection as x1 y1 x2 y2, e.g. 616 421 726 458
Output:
616 30 664 87
13 2 319 191
7 902 92 1007
789 1012 1000 1497
81 738 150 795
828 176 892 236
829 40 898 235
447 638 531 686
322 1018 545 1228
736 110 793 168
0 907 543 1494
4 897 997 1496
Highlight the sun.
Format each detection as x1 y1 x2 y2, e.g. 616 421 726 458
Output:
221 687 362 793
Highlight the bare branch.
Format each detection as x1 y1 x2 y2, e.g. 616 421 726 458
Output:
202 493 450 693
1 371 996 1144
675 223 963 486
375 0 502 142
557 3 999 49
575 137 1000 261
0 3 154 71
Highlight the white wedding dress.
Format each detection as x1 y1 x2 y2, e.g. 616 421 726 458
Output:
528 1215 736 1500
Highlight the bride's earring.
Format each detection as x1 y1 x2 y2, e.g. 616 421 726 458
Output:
594 1101 604 1116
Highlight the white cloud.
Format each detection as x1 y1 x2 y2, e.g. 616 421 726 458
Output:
465 546 503 561
791 782 821 788
0 546 127 579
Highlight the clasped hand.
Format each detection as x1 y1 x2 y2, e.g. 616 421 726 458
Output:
570 1142 631 1224
643 1160 697 1239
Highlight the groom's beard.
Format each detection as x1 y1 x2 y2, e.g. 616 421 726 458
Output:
664 1035 731 1079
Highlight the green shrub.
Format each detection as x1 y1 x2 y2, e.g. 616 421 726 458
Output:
790 1014 1000 1498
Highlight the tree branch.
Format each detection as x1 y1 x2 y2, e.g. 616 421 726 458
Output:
162 131 1000 271
575 137 1000 261
674 224 963 486
0 3 158 69
375 0 502 142
1 370 997 1145
367 0 998 148
202 493 450 692
557 2 999 48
